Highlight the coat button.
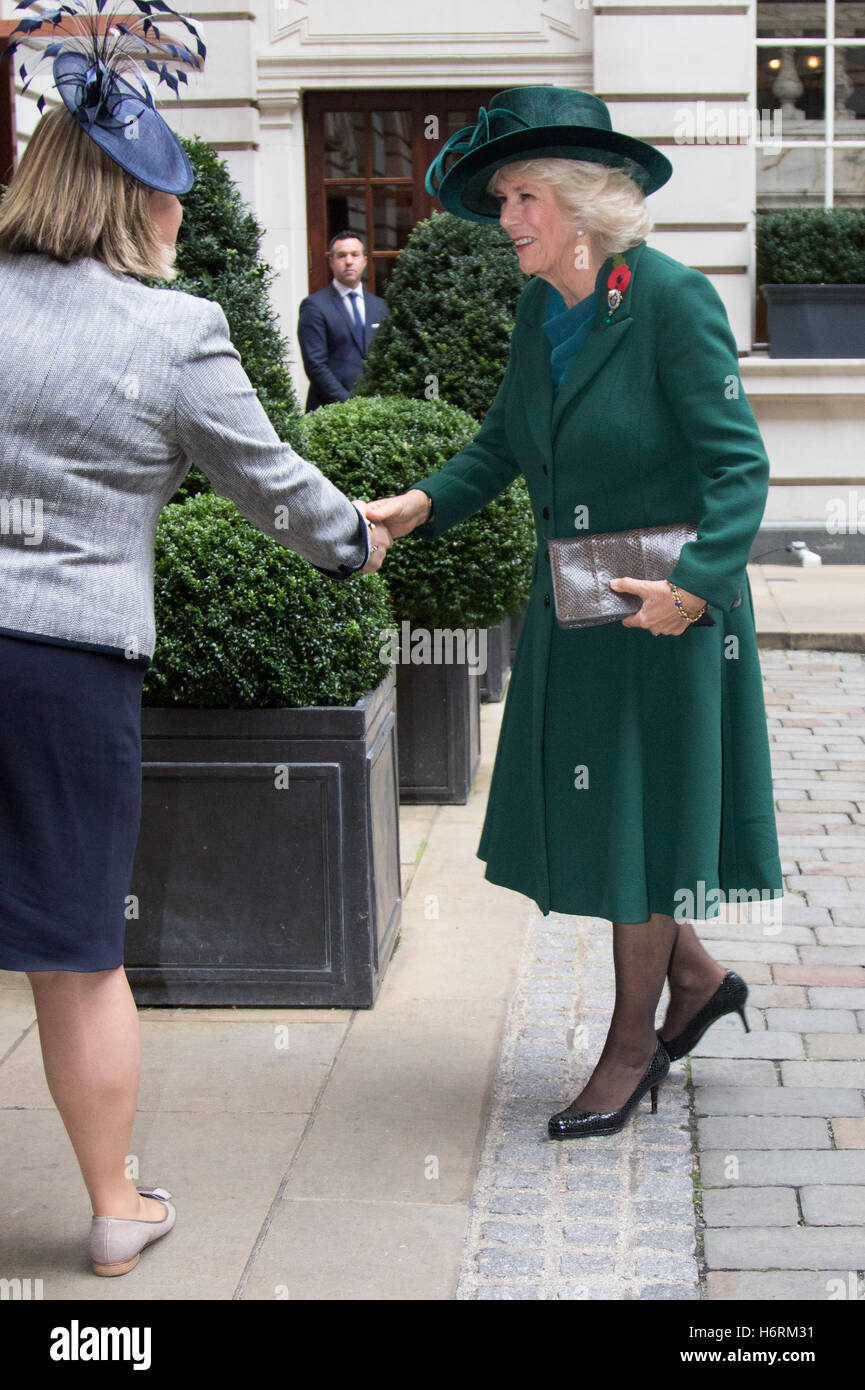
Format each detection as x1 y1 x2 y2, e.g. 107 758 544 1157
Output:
542 463 548 474
542 506 550 520
544 593 551 606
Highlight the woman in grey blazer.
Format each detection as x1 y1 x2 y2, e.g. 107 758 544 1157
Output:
0 14 391 1276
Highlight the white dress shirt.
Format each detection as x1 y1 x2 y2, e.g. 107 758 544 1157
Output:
333 278 366 329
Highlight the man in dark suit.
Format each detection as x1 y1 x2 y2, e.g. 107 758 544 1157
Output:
297 230 389 412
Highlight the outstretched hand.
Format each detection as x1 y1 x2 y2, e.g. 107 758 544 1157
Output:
611 577 706 635
352 500 395 574
363 488 431 539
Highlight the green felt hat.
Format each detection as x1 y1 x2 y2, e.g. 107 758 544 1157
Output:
426 87 673 222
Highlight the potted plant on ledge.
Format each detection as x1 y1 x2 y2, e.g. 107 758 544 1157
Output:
757 208 865 358
126 492 400 1008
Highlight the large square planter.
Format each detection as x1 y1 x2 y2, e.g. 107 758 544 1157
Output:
761 284 865 357
479 616 512 703
395 641 481 804
125 667 401 1008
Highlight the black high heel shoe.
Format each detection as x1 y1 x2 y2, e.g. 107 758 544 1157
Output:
548 1039 670 1139
658 969 750 1063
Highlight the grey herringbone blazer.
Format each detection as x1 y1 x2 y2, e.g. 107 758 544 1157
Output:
0 249 370 661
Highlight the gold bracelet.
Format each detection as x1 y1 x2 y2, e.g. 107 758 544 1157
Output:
667 581 707 624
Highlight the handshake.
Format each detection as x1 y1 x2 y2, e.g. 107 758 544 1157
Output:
352 488 431 575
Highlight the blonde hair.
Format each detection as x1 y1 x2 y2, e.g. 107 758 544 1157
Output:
487 157 653 258
0 104 177 281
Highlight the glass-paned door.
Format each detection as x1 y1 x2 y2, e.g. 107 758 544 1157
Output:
304 89 499 297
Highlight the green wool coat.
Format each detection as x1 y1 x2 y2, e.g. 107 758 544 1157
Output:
409 238 784 923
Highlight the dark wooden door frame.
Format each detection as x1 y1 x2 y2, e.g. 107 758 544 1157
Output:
1 52 15 188
304 88 499 296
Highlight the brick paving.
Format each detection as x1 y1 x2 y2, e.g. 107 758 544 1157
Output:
457 649 865 1301
698 648 865 1301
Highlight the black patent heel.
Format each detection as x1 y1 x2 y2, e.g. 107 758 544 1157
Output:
548 1039 671 1139
660 969 750 1062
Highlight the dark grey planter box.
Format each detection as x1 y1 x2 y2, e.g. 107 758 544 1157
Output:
395 645 481 804
761 284 865 358
479 616 512 703
125 668 401 1008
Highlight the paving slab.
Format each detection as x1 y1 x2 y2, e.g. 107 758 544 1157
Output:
692 1085 864 1116
831 1117 865 1147
0 978 36 1058
701 1187 799 1226
0 1014 351 1116
800 1186 865 1225
804 1034 865 1059
278 996 512 1206
704 1226 865 1270
238 1199 469 1301
706 1270 863 1300
696 1116 831 1149
0 1109 307 1300
781 1061 865 1086
689 1058 780 1087
700 1150 865 1186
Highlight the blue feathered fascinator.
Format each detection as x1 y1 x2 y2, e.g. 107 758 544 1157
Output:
0 0 206 193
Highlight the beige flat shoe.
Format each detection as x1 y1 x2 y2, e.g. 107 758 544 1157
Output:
89 1187 176 1276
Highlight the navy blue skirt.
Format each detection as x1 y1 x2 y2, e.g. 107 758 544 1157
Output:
0 633 146 971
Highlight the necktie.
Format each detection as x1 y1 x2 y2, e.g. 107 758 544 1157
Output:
348 290 364 352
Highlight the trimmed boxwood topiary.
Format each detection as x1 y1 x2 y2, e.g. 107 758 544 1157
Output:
353 211 529 422
143 493 393 708
757 209 865 286
298 394 534 629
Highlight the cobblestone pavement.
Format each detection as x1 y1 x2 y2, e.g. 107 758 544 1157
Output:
456 912 699 1300
457 650 865 1301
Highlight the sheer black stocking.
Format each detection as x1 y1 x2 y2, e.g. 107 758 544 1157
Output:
569 914 677 1114
657 917 728 1041
568 914 726 1114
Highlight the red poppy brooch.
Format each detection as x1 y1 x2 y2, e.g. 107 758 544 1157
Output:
605 254 632 324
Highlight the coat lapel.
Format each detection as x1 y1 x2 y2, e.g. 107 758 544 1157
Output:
519 318 555 465
519 239 647 461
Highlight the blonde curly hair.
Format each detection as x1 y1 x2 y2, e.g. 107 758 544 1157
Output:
486 157 653 258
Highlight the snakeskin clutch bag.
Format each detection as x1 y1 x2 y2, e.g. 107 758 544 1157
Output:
547 521 712 629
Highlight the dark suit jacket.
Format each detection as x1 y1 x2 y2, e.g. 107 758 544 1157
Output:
297 281 389 412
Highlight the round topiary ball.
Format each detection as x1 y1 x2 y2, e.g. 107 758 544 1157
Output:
298 395 534 630
144 492 394 708
353 211 529 421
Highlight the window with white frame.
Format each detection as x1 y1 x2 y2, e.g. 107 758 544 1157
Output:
756 0 865 207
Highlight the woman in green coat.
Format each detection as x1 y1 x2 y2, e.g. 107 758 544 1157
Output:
366 88 783 1139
